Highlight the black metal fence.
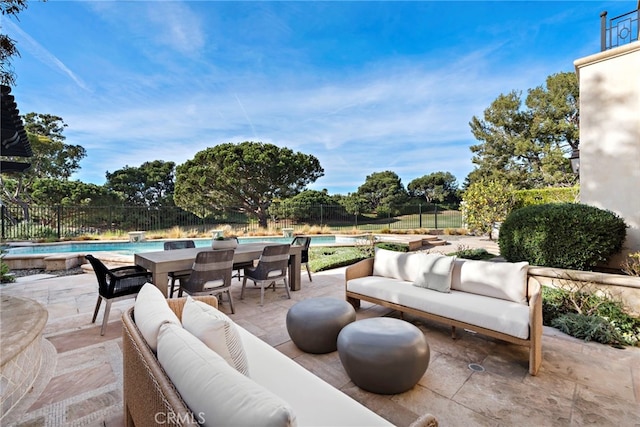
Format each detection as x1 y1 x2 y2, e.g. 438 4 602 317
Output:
601 8 639 51
0 203 463 241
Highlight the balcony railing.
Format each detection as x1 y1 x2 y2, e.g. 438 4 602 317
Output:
601 8 639 51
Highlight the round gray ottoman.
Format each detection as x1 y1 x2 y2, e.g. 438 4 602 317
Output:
337 317 430 394
286 297 356 354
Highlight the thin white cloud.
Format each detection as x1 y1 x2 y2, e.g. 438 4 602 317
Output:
3 19 90 91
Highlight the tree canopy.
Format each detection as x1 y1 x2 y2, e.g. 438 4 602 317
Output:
31 178 120 206
105 160 176 207
174 141 324 227
407 171 459 205
1 113 86 212
356 170 408 216
467 72 579 189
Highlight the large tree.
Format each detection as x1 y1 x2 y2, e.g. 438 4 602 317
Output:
105 160 176 207
467 72 579 189
274 189 340 222
356 170 408 216
31 178 120 206
174 141 324 227
407 171 459 205
1 113 86 216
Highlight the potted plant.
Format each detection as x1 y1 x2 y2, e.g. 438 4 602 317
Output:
211 227 239 249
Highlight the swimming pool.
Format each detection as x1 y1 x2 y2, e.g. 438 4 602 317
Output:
5 235 348 256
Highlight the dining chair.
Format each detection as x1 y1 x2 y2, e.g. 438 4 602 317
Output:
177 249 236 314
164 240 196 298
86 254 152 335
291 236 312 281
241 244 291 306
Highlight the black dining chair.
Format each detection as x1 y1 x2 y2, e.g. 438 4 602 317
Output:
86 254 152 335
164 240 196 298
241 244 291 306
291 236 312 281
177 249 236 314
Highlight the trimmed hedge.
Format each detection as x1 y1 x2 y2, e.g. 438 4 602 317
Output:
512 187 579 210
499 203 626 270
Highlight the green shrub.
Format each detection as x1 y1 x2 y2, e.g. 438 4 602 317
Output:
1 260 15 283
512 187 579 210
448 247 495 260
499 203 626 270
542 286 640 346
551 313 622 345
375 242 409 252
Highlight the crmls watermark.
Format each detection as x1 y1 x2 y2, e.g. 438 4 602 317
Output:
155 411 206 424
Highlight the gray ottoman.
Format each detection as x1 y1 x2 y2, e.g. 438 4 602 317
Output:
286 297 356 354
337 317 430 394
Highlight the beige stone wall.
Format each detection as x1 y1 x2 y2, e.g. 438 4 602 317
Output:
574 42 640 267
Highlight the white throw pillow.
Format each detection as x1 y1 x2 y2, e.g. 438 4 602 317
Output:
182 296 250 375
372 248 425 282
157 323 297 427
134 283 180 352
413 254 455 293
451 259 529 304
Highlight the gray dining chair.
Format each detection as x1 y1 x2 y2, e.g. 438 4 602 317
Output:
164 240 196 298
241 244 291 306
177 249 236 314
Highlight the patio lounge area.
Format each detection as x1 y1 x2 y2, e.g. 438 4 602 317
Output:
1 251 639 426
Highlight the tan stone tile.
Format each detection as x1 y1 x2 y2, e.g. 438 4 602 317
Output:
294 352 351 390
542 338 635 402
342 384 419 427
28 363 116 411
55 343 109 374
572 384 640 426
522 367 577 398
419 352 473 399
453 371 572 425
45 300 79 320
389 384 497 427
15 415 46 427
65 389 120 422
633 361 640 404
47 322 122 354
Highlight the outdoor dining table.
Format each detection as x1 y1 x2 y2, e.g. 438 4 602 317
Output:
134 242 303 297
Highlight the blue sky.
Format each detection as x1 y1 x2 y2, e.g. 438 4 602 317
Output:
4 0 633 195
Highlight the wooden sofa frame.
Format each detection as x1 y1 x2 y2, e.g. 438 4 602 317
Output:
345 258 543 376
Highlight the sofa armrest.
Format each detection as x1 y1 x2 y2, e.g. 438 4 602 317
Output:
345 258 374 284
527 277 543 375
122 296 218 426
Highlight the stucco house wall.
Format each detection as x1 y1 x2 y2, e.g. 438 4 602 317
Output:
574 41 640 267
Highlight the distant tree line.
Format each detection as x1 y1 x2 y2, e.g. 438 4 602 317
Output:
1 72 579 233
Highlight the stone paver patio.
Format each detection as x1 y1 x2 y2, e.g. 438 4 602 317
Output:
1 237 639 426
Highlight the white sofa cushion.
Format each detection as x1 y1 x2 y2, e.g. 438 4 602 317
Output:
236 324 393 426
157 322 297 427
413 254 455 293
181 296 249 375
372 248 426 282
451 259 529 304
347 277 530 339
134 283 180 352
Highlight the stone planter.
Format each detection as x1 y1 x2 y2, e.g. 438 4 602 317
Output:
211 238 238 250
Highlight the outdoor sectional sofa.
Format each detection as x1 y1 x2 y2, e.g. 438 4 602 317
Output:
122 284 434 426
345 248 543 375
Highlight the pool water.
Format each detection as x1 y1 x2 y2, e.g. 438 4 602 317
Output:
6 236 342 256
